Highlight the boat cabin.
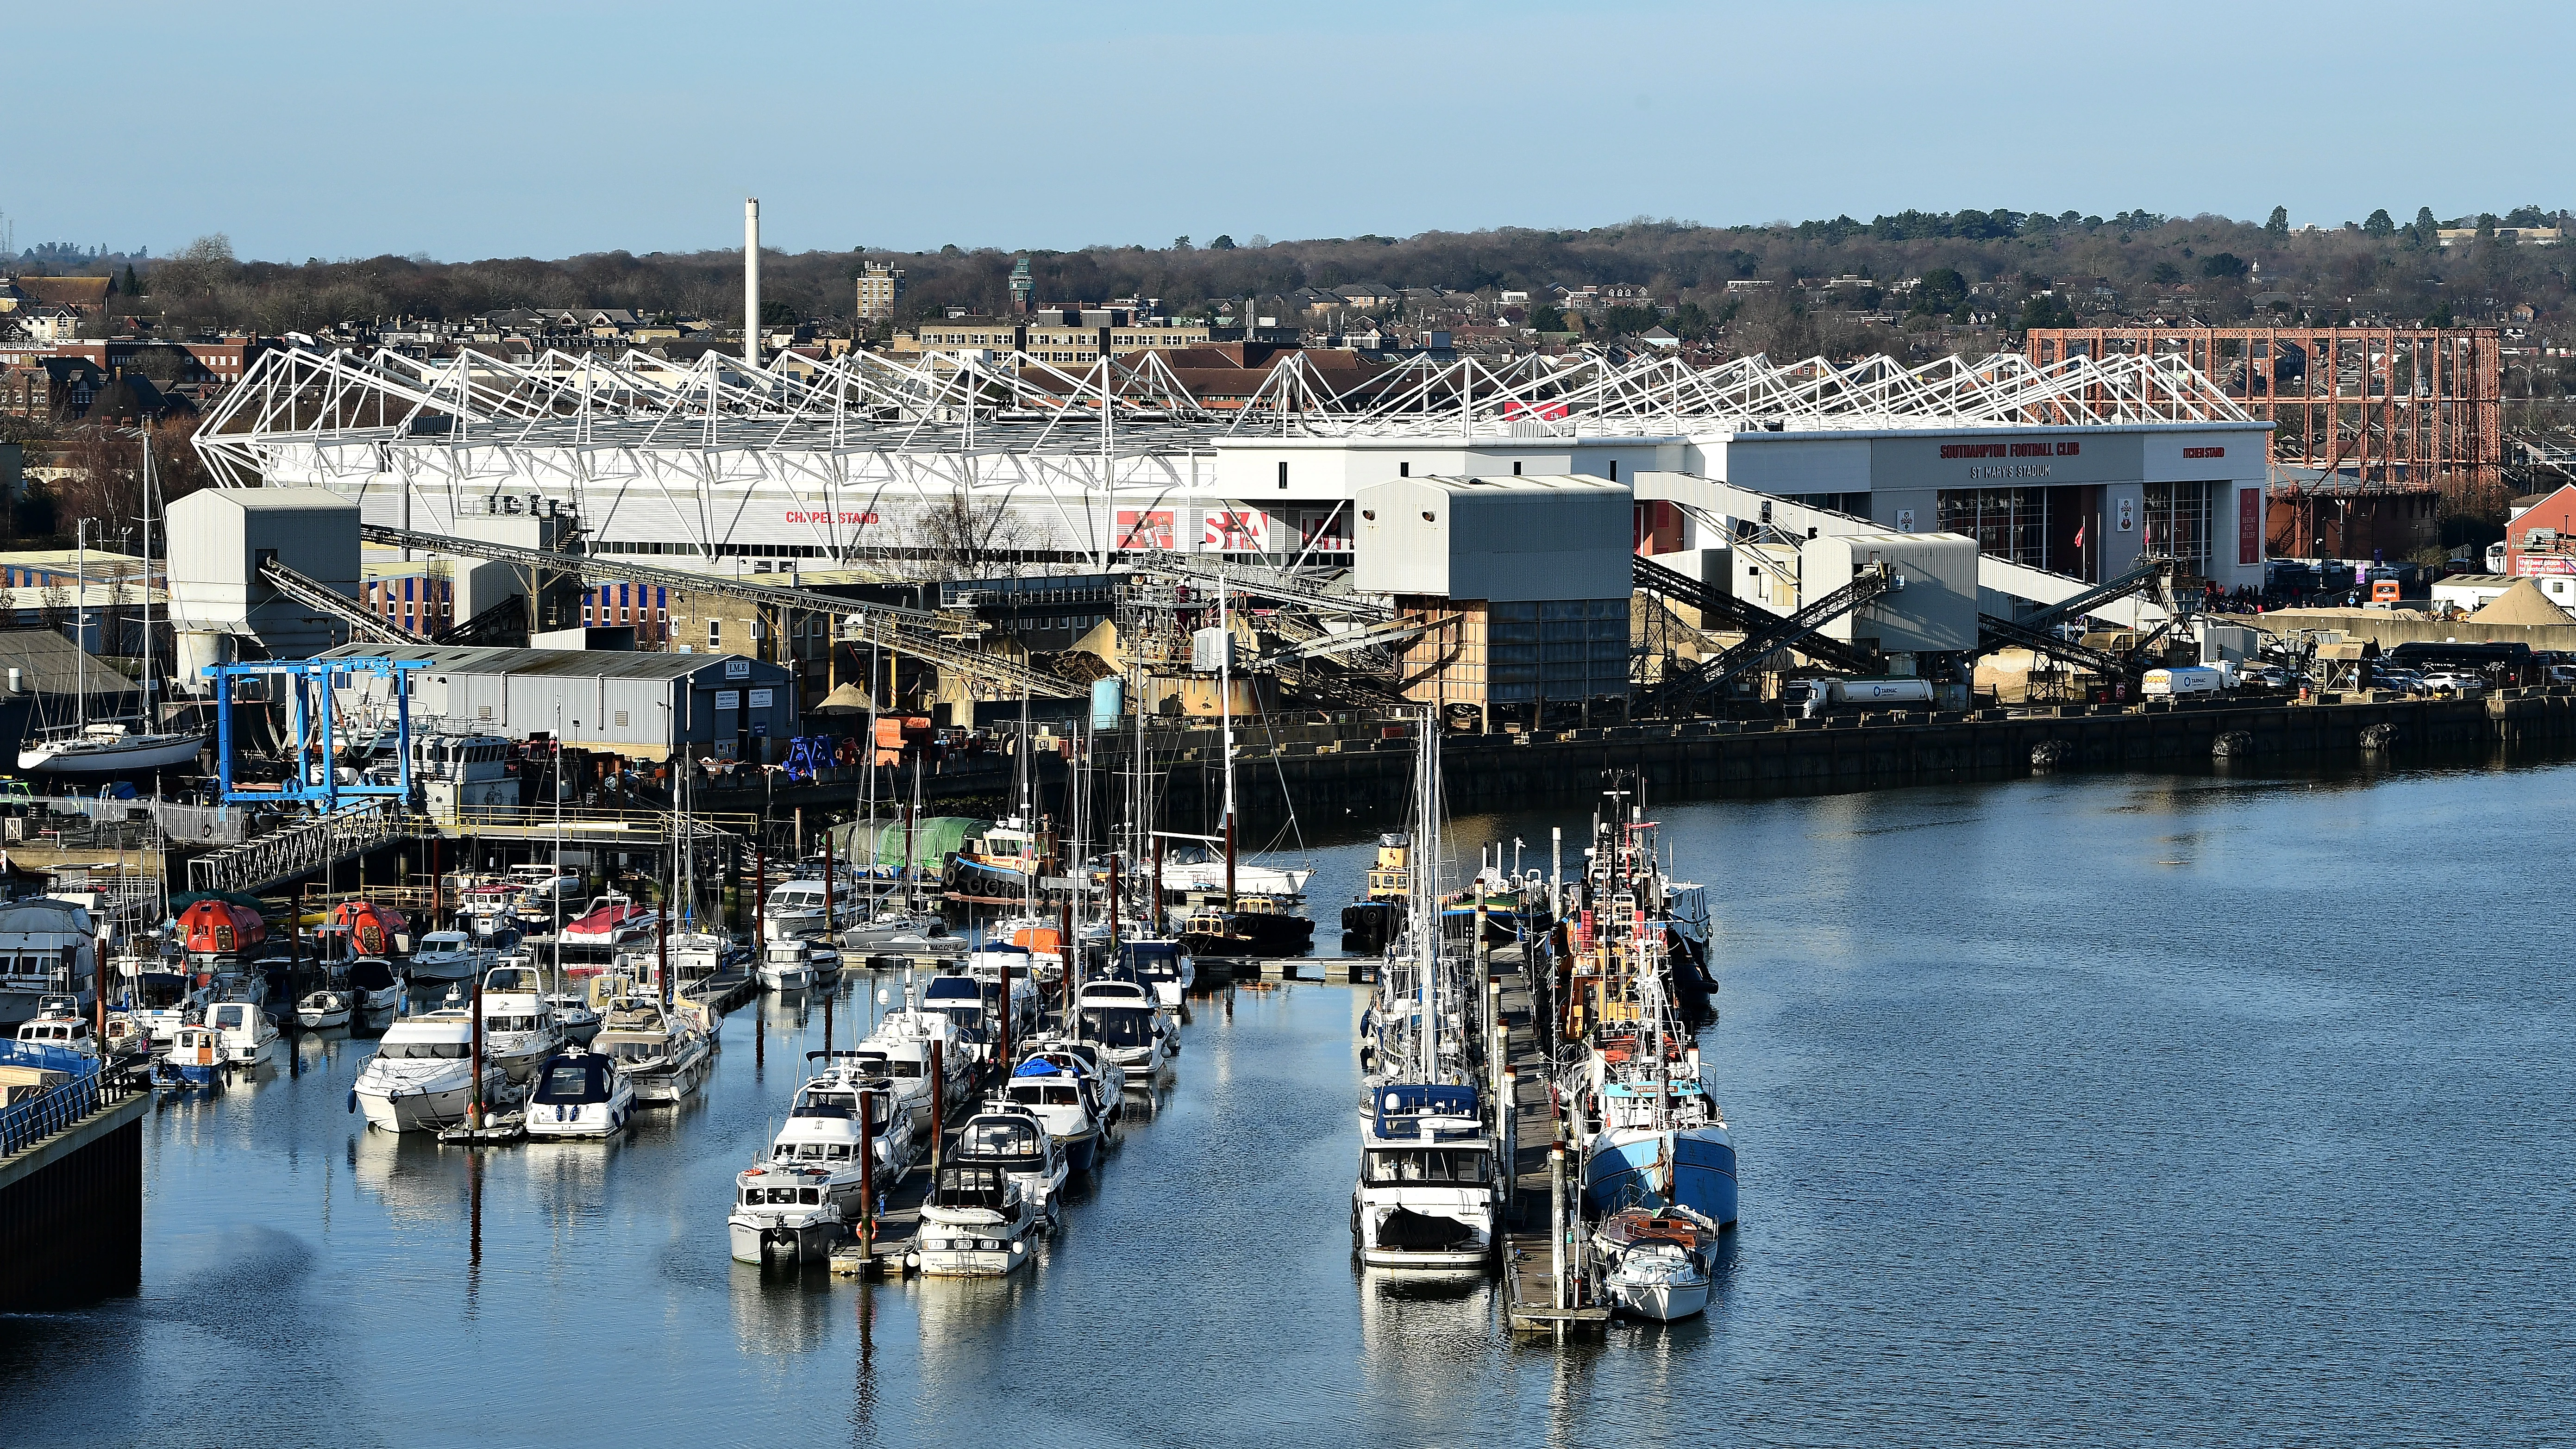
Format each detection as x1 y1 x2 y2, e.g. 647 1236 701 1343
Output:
929 1164 1019 1214
14 1014 94 1054
528 1052 619 1107
955 1111 1052 1170
1371 1083 1484 1141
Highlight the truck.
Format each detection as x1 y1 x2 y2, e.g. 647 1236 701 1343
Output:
2140 665 2229 697
1791 677 1936 716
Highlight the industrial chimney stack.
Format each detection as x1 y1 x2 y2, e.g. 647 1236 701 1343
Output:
744 198 762 370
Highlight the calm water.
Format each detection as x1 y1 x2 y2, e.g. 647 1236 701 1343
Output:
11 756 2576 1447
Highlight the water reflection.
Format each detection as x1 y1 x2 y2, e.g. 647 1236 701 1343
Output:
728 1260 836 1359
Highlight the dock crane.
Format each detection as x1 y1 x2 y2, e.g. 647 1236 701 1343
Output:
1637 562 1896 716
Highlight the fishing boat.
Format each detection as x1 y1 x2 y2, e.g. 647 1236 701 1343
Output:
523 1049 635 1140
951 1103 1067 1228
295 990 352 1031
13 1006 96 1057
1560 780 1739 1230
154 1024 226 1090
0 898 98 1027
730 1163 842 1267
913 1164 1039 1278
1340 834 1411 950
593 993 714 1104
476 963 566 1082
353 1012 510 1131
408 930 488 984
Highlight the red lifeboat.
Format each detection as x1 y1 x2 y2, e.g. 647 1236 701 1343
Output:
178 900 268 958
326 900 410 959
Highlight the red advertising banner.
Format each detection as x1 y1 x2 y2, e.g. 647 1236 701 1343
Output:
2237 487 2261 566
1204 508 1268 551
1116 509 1175 551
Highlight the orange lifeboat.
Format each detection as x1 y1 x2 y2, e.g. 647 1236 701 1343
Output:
326 901 409 959
178 900 268 958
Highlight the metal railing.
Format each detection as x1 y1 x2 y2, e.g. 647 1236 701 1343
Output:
185 798 414 896
0 1041 126 1158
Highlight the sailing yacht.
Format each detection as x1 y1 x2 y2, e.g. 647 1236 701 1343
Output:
1350 712 1499 1272
19 450 208 774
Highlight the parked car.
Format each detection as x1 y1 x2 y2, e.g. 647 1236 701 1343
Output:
2420 671 2487 697
2236 663 2291 689
2369 669 2427 693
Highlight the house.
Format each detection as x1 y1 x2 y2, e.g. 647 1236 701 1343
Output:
1638 325 1680 349
7 276 113 314
0 356 106 421
1335 281 1400 311
17 307 82 344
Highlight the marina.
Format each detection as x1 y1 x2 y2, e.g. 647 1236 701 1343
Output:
6 753 2575 1443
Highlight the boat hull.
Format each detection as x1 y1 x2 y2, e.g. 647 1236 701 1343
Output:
730 1212 839 1265
525 1095 634 1139
19 731 209 775
627 1037 713 1103
1609 1273 1711 1322
1582 1126 1739 1228
357 1072 506 1132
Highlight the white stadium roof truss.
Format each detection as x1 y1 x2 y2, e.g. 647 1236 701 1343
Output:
197 344 2256 566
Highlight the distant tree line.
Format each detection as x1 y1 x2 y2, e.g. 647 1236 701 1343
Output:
30 203 2575 356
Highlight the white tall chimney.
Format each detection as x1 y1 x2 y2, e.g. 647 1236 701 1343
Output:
744 197 762 370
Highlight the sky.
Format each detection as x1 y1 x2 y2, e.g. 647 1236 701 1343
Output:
11 0 2567 264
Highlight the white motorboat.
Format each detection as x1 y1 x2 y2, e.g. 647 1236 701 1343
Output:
912 1164 1038 1278
1073 980 1177 1083
408 931 489 984
523 1050 635 1139
203 998 279 1069
757 937 818 992
858 1007 974 1126
762 878 853 939
594 995 714 1104
476 963 566 1081
122 963 209 1043
346 957 406 1016
353 1012 513 1131
765 1052 917 1218
952 1103 1067 1225
841 912 953 955
547 993 602 1046
808 942 843 985
729 1163 843 1267
1158 848 1311 899
1002 1054 1106 1175
18 720 209 775
1352 1084 1497 1271
1116 938 1195 1008
295 990 352 1031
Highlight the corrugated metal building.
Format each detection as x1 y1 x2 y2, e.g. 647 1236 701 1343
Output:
167 488 362 659
1353 475 1634 724
317 644 796 760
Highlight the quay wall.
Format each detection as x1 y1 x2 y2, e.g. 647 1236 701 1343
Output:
1132 689 2576 831
0 1093 147 1311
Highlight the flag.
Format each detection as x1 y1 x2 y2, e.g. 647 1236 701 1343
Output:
2073 520 2086 549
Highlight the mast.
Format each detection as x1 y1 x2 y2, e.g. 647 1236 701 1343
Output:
1018 682 1034 922
1219 568 1234 914
141 434 154 732
75 518 87 731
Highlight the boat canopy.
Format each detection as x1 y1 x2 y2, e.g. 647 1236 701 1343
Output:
345 959 398 993
1011 1057 1068 1078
